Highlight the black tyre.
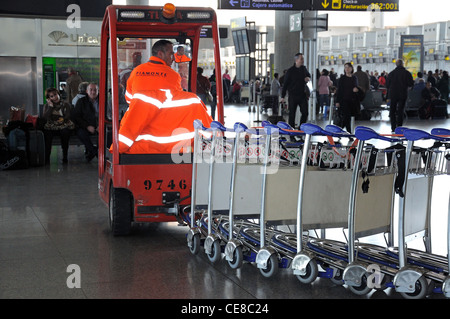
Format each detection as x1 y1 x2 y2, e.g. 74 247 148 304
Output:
109 186 132 236
348 274 372 296
207 239 222 263
227 245 244 269
188 233 201 255
400 276 429 299
296 259 319 284
259 253 278 278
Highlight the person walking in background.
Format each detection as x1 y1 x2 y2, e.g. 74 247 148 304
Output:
335 62 361 133
65 67 83 104
317 69 332 114
280 53 311 129
386 59 414 132
354 65 370 93
270 72 281 97
436 70 449 103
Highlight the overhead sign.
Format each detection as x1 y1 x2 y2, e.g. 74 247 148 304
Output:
218 0 311 11
289 13 328 33
312 0 399 11
289 13 302 32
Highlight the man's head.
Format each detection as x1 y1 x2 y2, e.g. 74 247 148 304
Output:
396 59 404 67
176 46 185 55
294 53 304 67
152 40 175 66
87 83 98 100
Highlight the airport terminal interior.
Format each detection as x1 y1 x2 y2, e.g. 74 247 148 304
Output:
1 0 450 303
1 105 449 300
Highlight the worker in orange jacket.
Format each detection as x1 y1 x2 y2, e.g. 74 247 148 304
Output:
117 39 212 154
173 45 191 91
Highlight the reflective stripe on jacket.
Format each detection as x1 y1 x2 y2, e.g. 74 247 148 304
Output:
115 89 212 154
125 56 183 104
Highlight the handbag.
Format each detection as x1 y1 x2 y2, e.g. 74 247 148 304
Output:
206 90 213 103
332 106 344 127
10 106 25 122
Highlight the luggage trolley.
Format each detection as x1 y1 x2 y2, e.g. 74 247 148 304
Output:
187 120 234 261
199 120 308 276
346 126 449 298
220 121 306 276
341 126 407 295
392 127 450 298
187 120 273 265
294 123 408 295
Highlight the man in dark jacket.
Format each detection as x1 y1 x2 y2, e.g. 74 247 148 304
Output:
386 59 414 132
281 53 311 129
72 83 98 162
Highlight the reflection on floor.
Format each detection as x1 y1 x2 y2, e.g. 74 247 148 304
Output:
0 102 448 301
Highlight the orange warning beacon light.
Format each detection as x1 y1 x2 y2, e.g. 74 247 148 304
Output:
162 3 176 19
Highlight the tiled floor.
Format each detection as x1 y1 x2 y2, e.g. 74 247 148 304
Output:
0 102 449 301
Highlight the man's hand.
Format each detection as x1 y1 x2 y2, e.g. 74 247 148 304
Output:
87 125 96 134
305 77 310 82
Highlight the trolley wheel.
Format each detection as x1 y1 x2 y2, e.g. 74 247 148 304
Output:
109 186 132 236
189 233 201 255
348 275 372 296
259 253 278 278
330 268 344 286
207 239 222 263
296 259 319 284
399 275 429 299
227 245 244 269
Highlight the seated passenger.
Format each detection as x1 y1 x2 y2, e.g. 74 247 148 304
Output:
42 87 75 164
116 40 212 154
72 83 99 162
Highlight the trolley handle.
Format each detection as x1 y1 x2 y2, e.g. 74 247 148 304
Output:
354 126 403 142
404 128 450 142
324 124 355 138
275 121 305 137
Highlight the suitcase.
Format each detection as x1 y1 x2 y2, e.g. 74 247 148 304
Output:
431 99 449 119
0 150 29 170
28 130 45 167
7 128 27 151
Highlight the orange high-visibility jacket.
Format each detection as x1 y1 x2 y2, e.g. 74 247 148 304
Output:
125 56 183 104
174 52 191 63
116 89 212 154
116 57 212 154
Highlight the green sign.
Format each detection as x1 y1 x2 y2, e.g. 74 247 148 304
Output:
289 13 303 32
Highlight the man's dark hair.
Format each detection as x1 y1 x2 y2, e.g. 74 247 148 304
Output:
294 52 303 58
152 39 173 56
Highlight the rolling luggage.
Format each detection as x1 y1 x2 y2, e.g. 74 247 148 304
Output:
28 130 45 167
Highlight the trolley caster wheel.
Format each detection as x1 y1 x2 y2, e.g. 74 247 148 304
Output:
348 275 372 296
259 254 278 278
399 276 428 299
296 259 318 284
330 268 344 286
206 239 222 263
227 246 244 269
188 233 201 255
